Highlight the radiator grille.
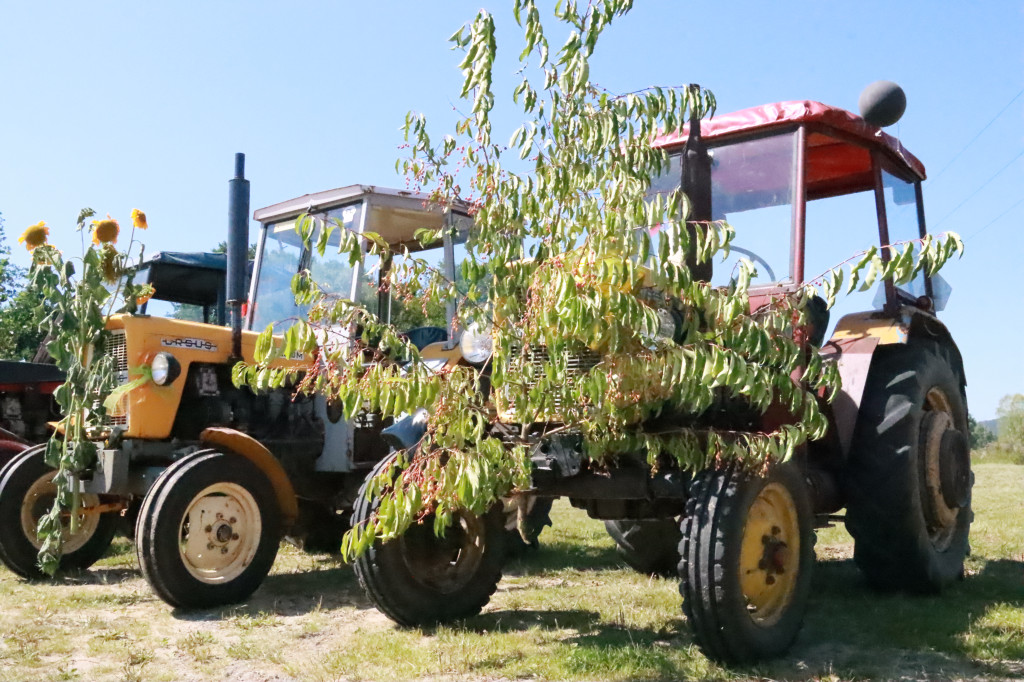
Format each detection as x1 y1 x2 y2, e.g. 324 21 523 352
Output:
103 330 129 427
503 345 602 418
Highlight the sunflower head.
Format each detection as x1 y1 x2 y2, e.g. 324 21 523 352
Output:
18 221 49 251
91 214 120 245
131 208 148 230
100 245 120 284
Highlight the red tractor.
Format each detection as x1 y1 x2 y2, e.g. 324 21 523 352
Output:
352 88 971 662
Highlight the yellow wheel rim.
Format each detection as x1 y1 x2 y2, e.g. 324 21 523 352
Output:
738 482 801 627
177 482 262 584
20 472 101 554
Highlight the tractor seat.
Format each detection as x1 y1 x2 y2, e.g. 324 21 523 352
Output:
403 326 448 350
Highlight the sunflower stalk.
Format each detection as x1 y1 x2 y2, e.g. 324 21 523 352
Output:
20 210 153 574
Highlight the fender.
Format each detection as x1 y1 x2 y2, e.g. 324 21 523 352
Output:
821 308 964 458
199 427 299 527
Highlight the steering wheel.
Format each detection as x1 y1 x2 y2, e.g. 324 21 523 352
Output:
728 246 776 282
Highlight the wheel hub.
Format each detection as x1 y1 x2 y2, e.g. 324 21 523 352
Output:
920 409 968 545
938 429 970 509
401 512 485 594
178 483 261 584
739 483 801 627
20 472 101 554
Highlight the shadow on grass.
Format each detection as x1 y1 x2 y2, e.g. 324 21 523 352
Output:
459 608 699 680
755 556 1024 680
171 556 368 621
504 540 623 575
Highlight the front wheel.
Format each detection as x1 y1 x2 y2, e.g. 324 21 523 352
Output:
679 463 814 663
136 451 281 609
352 454 505 626
0 446 118 579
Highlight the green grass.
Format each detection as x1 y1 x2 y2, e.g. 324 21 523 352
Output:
0 463 1021 681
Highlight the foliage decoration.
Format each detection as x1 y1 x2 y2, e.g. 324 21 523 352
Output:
25 210 153 574
236 0 963 559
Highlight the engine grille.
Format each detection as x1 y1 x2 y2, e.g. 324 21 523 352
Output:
520 345 602 380
103 330 129 427
502 345 602 418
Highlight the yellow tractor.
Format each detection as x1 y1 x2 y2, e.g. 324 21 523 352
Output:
0 157 512 608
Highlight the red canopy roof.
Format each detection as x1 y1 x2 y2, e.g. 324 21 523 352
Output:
652 100 926 183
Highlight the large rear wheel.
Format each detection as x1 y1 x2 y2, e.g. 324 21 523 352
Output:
844 340 971 592
0 446 118 578
353 454 505 626
605 518 681 577
136 451 281 608
679 463 814 663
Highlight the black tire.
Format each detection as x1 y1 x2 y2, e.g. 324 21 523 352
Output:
0 445 118 579
352 454 505 626
605 518 681 577
680 463 815 663
844 340 971 592
136 451 281 609
504 496 553 556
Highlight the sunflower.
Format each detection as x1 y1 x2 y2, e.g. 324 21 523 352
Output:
18 221 49 251
92 215 120 245
131 208 148 230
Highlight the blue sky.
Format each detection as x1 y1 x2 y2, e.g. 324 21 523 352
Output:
1 1 1021 419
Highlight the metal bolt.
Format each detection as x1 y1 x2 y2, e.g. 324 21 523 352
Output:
205 525 213 533
221 547 229 554
207 543 215 550
765 575 776 585
231 533 239 541
771 525 781 535
216 513 223 519
229 517 237 524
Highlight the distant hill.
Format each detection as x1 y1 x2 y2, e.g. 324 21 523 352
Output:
978 418 999 437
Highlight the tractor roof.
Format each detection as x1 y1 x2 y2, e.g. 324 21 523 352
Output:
653 101 925 199
253 185 471 248
135 251 252 307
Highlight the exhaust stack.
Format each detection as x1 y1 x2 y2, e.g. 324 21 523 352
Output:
227 153 250 360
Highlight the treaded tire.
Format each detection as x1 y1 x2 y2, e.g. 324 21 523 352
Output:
136 451 281 609
679 463 814 663
844 340 971 592
0 445 118 579
504 496 553 557
352 454 505 626
605 518 681 577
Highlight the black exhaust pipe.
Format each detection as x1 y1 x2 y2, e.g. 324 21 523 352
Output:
227 153 250 360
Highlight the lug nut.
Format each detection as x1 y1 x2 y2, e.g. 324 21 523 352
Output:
207 543 215 550
766 575 776 585
231 533 239 541
205 525 213 533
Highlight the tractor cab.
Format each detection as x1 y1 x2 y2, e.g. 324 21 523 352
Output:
651 101 942 326
250 185 472 352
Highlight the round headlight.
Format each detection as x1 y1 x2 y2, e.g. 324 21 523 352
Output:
655 308 681 342
151 352 181 386
459 323 493 365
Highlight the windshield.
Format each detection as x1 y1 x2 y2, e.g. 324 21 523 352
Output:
881 170 926 298
649 132 798 287
250 203 379 331
387 225 470 332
